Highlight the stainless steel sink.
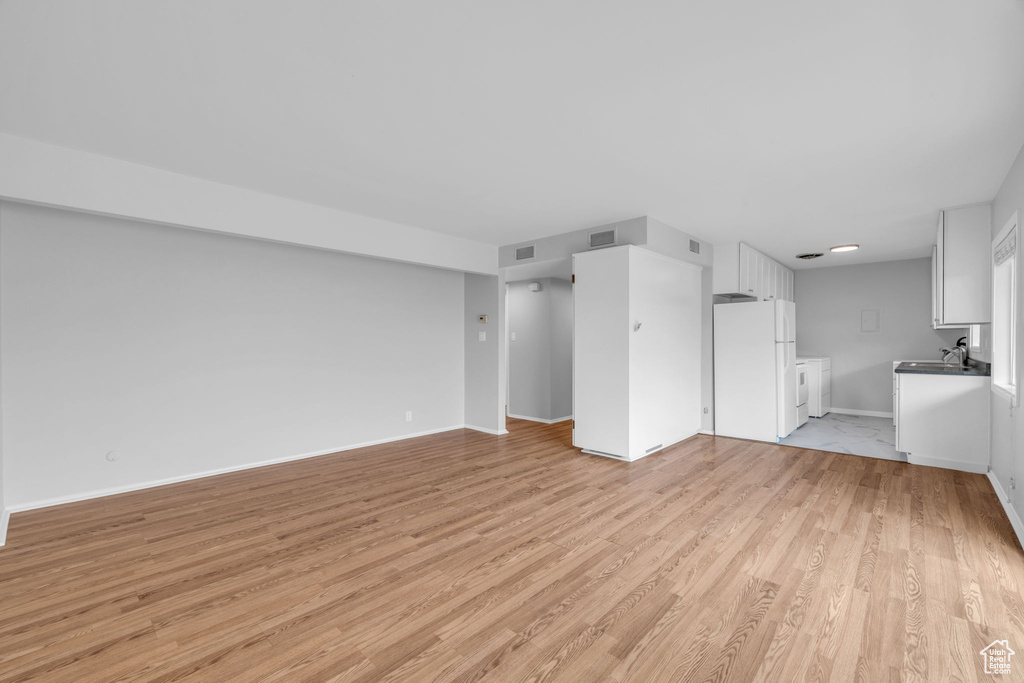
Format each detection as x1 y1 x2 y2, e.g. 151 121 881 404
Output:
905 361 961 368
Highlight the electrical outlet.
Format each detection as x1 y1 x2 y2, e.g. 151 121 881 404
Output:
405 411 413 422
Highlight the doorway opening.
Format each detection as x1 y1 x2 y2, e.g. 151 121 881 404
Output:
503 258 574 447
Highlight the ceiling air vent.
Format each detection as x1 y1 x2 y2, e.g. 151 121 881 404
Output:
796 252 824 260
689 239 700 254
589 228 617 249
515 245 536 261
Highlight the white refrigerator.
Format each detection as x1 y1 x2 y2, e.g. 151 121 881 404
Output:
714 299 798 443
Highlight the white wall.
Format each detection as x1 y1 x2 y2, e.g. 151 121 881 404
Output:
0 218 5 539
549 279 573 420
627 248 703 457
700 265 714 433
507 278 573 421
0 201 466 510
795 258 963 414
464 273 502 432
990 141 1024 535
508 281 550 420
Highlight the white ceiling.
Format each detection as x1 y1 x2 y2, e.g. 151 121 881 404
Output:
2 1 1023 269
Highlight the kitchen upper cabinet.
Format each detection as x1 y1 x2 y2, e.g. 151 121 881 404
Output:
757 254 771 299
760 258 773 300
933 204 991 328
714 242 794 302
737 243 758 297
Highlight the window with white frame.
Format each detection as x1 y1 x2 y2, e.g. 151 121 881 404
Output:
968 324 982 354
992 212 1018 403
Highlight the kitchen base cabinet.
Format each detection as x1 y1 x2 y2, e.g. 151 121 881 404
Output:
896 372 990 473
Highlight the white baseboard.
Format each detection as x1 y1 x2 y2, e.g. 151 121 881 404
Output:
584 449 632 461
988 471 1024 548
698 430 715 436
583 431 699 463
906 454 988 475
506 413 573 425
0 508 9 547
464 424 509 435
6 424 468 514
830 408 894 419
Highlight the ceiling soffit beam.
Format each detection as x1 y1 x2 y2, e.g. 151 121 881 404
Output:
0 133 498 275
499 216 712 271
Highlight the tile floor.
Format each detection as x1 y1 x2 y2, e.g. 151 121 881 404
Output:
779 411 904 461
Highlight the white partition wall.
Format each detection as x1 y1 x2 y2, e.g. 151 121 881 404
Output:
573 245 702 461
627 247 703 456
573 247 631 458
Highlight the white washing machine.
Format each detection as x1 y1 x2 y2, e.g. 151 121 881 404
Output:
798 356 831 418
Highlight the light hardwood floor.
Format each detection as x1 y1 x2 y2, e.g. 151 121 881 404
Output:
1 419 1023 682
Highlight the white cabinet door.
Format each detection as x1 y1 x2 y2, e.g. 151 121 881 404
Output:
934 205 992 326
784 268 794 301
757 253 770 300
738 243 757 297
895 374 902 451
764 260 777 300
736 244 792 302
942 204 992 324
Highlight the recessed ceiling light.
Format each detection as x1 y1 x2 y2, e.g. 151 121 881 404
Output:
830 244 859 253
796 252 824 260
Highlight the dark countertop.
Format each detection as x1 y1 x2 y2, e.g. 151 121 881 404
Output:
895 361 991 376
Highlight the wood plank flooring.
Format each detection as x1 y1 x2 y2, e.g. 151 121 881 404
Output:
1 419 1023 682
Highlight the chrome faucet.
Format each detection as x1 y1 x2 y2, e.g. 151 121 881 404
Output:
941 346 967 366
